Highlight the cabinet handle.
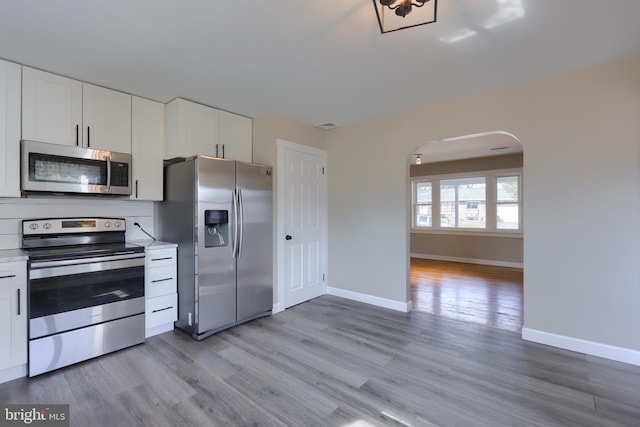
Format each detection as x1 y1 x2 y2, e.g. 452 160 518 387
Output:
151 257 173 262
87 126 90 148
0 274 17 279
215 144 219 157
17 288 21 316
76 124 79 146
135 180 139 199
222 144 225 158
151 277 173 283
152 306 174 313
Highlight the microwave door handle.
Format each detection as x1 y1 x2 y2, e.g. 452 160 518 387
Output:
106 156 112 191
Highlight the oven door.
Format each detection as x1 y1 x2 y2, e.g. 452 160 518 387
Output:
28 252 145 339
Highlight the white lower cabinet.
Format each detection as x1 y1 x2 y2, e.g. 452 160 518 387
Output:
0 259 27 383
145 246 178 337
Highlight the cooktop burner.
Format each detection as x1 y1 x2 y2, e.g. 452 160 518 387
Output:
21 217 145 262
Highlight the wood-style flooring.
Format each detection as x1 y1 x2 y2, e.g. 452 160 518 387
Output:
1 295 639 426
411 258 524 333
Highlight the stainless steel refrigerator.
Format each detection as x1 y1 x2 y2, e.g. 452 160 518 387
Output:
157 155 272 340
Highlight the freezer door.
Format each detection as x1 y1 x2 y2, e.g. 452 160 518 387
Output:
236 162 273 321
195 156 237 334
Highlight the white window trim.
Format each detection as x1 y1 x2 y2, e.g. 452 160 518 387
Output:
411 167 523 236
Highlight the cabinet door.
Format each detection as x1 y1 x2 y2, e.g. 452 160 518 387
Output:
0 262 27 370
131 97 164 201
219 110 252 162
83 83 132 153
0 59 21 198
22 67 82 147
165 98 219 159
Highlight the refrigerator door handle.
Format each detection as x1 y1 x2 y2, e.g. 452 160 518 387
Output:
232 188 239 258
238 188 244 258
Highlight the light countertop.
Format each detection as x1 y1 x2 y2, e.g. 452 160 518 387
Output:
0 249 29 263
129 240 178 250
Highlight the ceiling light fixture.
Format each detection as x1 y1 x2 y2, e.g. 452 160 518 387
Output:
373 0 438 34
415 154 422 165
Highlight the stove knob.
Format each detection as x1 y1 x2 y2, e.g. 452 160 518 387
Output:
29 223 38 230
114 221 121 228
104 222 111 228
43 223 52 229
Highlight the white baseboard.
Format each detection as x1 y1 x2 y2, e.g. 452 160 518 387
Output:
0 364 27 384
145 323 174 338
326 287 410 313
522 327 640 366
411 253 523 269
272 303 284 314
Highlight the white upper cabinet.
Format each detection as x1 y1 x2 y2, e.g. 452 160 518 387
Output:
165 98 219 159
131 96 164 201
82 83 132 154
22 67 132 153
22 67 82 147
165 98 252 162
219 110 252 163
0 59 21 198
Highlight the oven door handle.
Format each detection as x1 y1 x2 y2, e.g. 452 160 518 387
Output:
30 254 145 279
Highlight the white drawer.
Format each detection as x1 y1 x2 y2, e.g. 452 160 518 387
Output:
146 293 177 329
146 265 177 298
145 248 176 268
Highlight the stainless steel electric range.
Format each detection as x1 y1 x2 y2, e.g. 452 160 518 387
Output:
22 217 145 377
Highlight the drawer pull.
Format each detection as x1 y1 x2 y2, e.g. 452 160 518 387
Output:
151 277 173 283
152 306 174 313
151 257 173 262
0 274 17 279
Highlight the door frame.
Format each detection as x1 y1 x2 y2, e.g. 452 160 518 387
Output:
274 139 328 313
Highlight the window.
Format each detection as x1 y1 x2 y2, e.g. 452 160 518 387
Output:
412 169 522 234
413 181 432 227
496 175 519 230
440 177 486 229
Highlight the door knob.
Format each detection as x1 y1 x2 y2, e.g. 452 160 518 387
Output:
285 235 292 240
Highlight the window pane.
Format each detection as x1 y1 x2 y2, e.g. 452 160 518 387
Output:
497 203 519 229
416 182 432 203
441 177 486 229
416 205 432 227
459 200 486 228
497 176 519 202
440 183 456 227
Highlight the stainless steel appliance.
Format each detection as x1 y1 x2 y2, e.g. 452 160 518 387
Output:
21 140 131 195
157 156 272 340
22 217 145 376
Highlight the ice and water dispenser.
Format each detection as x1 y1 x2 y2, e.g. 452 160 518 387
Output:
204 210 229 247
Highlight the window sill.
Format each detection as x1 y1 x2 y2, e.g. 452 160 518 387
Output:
410 228 523 238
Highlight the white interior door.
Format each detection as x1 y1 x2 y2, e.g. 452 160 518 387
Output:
278 140 327 309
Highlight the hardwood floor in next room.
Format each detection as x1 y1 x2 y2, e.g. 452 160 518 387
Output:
411 258 524 333
1 296 639 426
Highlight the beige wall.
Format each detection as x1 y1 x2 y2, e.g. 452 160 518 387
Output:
253 112 326 166
411 153 523 265
410 153 523 177
325 56 640 352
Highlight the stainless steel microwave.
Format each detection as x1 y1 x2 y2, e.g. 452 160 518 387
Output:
21 140 131 196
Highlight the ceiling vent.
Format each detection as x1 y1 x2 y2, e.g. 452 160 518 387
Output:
315 122 340 130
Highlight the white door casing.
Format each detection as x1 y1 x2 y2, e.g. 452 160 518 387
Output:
276 140 327 310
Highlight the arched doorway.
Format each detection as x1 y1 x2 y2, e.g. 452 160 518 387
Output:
408 131 524 332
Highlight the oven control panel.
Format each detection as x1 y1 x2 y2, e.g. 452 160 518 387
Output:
22 217 126 235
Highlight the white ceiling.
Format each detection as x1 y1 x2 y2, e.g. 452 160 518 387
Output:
0 0 639 130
